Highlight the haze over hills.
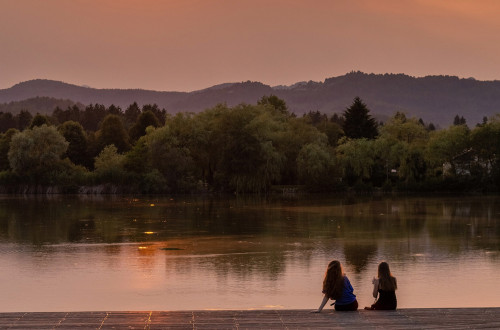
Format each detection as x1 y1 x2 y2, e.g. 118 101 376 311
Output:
1 72 500 127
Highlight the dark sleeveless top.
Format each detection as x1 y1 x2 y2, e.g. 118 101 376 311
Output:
372 289 397 310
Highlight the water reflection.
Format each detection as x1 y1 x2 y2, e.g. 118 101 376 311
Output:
0 195 498 311
343 243 378 273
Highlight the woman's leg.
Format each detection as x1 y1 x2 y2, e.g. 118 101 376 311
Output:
335 300 358 311
372 301 397 310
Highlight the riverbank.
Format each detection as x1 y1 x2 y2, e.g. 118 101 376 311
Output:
1 308 499 329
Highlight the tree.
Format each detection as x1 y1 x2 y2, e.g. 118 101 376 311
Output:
0 112 16 132
276 116 328 185
187 103 287 192
142 125 195 192
96 114 130 153
379 112 428 145
8 125 69 183
426 125 470 176
16 110 33 130
142 104 166 125
470 119 500 181
336 138 376 183
187 105 227 186
373 137 405 183
0 128 19 170
94 144 123 172
164 112 211 184
124 138 150 174
331 113 344 126
107 104 122 116
303 111 327 126
373 113 430 184
481 116 488 126
398 145 427 182
124 102 141 127
342 97 378 139
128 110 161 142
94 144 127 183
453 115 467 126
52 105 81 124
29 114 51 128
81 104 107 131
58 121 89 168
218 115 284 193
257 95 289 115
297 143 338 190
302 111 343 146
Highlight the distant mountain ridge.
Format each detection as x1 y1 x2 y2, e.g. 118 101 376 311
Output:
2 72 500 126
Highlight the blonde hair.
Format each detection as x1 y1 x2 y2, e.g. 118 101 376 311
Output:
322 260 345 300
378 261 397 291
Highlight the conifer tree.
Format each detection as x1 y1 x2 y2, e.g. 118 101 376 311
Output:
342 97 378 139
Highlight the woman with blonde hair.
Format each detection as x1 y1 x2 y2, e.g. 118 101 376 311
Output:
365 261 397 310
312 260 358 312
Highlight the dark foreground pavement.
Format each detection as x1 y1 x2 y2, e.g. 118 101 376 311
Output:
0 308 499 329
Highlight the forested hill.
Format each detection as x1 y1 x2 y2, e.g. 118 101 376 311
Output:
0 97 85 115
2 72 500 126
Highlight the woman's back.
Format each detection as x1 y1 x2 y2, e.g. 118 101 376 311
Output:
374 288 397 310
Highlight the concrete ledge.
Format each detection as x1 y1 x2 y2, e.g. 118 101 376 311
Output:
0 308 499 329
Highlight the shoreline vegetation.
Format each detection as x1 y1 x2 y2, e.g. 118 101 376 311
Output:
0 184 487 196
1 95 499 195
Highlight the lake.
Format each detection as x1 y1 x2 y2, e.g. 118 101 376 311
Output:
0 194 498 312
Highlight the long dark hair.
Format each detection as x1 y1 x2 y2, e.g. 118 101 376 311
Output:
378 261 397 291
322 260 345 300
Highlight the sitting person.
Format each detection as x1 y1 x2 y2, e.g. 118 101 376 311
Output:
312 260 358 312
365 261 397 310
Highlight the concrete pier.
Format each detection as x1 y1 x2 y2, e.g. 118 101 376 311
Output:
0 308 499 329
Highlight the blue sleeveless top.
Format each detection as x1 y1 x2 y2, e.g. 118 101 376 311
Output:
334 276 357 305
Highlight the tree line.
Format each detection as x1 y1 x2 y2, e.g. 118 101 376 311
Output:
0 95 498 194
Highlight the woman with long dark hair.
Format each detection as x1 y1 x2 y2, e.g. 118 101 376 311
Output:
365 261 397 310
312 260 358 312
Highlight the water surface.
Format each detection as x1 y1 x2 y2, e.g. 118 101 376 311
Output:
0 195 498 311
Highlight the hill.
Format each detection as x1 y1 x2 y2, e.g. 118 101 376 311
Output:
0 96 85 115
1 72 500 126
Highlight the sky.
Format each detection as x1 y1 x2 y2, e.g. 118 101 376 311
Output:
1 0 500 92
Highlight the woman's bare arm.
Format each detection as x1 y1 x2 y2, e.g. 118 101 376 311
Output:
372 278 379 298
311 294 329 313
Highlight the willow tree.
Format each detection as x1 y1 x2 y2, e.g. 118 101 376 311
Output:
215 104 285 193
336 138 376 184
297 143 338 191
141 125 196 192
426 125 470 176
376 112 429 182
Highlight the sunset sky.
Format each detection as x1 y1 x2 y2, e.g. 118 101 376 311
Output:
1 0 499 91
